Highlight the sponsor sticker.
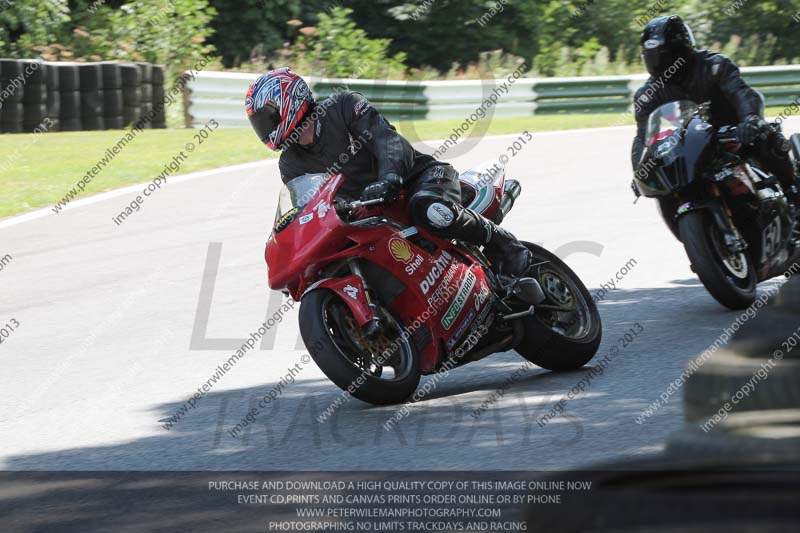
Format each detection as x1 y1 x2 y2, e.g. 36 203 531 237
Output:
343 285 359 299
389 238 414 262
426 262 459 310
389 237 425 275
655 142 673 157
713 167 735 181
442 271 477 330
447 309 476 349
644 39 662 49
299 213 314 225
427 203 455 228
314 200 330 218
474 284 491 311
420 250 453 295
354 98 370 117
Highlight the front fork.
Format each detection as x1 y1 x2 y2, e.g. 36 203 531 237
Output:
677 185 747 254
709 185 748 253
348 258 383 337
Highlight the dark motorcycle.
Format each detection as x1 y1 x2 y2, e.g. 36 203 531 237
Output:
634 100 800 309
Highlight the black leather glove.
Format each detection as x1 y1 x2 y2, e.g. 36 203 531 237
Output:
360 173 403 202
738 114 769 146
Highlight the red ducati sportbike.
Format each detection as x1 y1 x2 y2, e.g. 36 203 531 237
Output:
266 161 602 404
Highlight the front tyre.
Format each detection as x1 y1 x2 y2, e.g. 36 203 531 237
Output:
514 243 602 371
679 212 756 310
299 289 420 405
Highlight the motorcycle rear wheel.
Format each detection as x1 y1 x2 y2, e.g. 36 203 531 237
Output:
299 288 420 405
514 243 602 371
679 212 757 310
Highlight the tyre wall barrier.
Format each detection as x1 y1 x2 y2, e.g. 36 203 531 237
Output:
0 58 168 134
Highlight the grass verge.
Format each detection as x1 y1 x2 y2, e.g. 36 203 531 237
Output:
0 107 787 218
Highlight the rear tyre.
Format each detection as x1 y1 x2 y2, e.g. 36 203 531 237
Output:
679 212 756 310
103 89 124 116
22 83 47 104
136 63 152 84
120 64 141 87
299 288 420 405
103 115 125 129
100 62 122 89
80 89 103 115
78 64 103 91
59 91 81 119
60 118 82 131
47 90 61 118
57 65 80 91
514 243 602 371
123 106 141 125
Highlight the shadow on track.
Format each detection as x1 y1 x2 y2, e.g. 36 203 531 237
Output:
5 279 778 473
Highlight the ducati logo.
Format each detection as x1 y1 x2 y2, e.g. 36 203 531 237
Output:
420 250 453 295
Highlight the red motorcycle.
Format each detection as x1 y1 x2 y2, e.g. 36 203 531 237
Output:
266 161 602 405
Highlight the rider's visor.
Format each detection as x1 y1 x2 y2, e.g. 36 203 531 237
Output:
248 102 280 148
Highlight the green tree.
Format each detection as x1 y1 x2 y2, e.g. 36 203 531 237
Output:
207 0 308 68
75 0 217 70
348 0 541 71
683 0 800 65
0 0 70 56
285 7 407 79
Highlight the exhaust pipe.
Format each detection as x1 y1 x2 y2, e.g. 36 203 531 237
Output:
493 179 522 224
790 133 800 162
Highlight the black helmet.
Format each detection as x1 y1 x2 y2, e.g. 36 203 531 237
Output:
641 15 695 77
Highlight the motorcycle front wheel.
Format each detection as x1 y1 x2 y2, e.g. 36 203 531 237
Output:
679 211 757 310
299 288 420 405
514 243 602 371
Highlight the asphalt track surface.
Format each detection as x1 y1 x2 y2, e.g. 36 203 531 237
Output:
1 119 797 471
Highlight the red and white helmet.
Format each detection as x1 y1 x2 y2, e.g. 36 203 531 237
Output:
245 67 315 151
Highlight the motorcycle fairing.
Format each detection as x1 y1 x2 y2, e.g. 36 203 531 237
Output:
362 231 494 373
266 171 500 374
304 275 372 327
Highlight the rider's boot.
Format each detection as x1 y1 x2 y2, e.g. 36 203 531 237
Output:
482 222 533 278
450 206 532 277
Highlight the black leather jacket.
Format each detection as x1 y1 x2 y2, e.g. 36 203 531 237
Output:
279 91 437 198
631 50 764 170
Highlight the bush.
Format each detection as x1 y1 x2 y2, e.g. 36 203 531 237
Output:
274 7 407 80
0 0 70 57
76 0 217 73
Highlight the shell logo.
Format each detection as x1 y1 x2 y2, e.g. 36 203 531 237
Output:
389 238 414 263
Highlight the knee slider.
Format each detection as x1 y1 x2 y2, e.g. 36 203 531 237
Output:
409 193 458 230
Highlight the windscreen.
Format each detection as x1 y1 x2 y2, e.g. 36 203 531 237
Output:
645 100 698 159
273 173 328 233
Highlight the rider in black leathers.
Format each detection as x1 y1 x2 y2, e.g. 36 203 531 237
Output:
247 69 531 277
631 15 799 205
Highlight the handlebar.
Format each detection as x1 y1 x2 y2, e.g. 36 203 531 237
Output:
347 198 385 209
717 125 740 145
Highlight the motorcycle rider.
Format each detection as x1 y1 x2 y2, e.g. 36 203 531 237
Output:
245 67 531 276
631 15 800 206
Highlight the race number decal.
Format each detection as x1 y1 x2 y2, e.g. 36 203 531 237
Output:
762 217 782 263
